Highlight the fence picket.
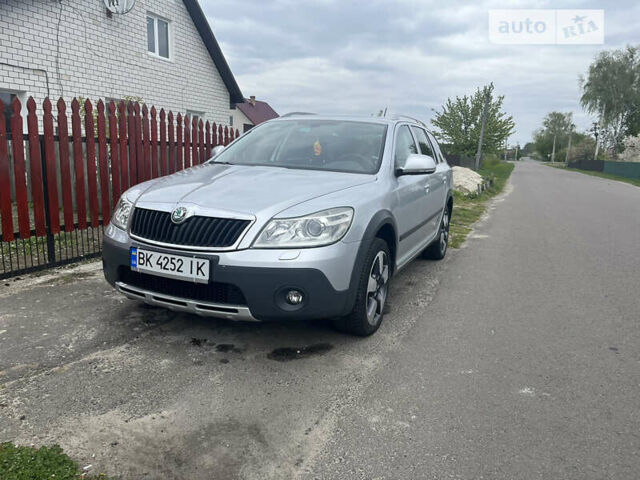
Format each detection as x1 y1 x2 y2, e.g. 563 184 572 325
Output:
159 108 167 176
191 117 198 166
134 103 143 183
168 111 176 174
151 106 158 178
218 124 223 147
224 126 229 146
127 102 137 185
10 98 30 238
97 100 111 224
176 113 183 171
26 98 46 237
108 102 121 204
142 104 151 180
205 121 212 159
57 98 74 232
42 98 60 235
0 99 13 242
184 115 191 169
71 99 87 229
118 101 128 191
199 119 205 164
236 128 240 139
85 99 99 228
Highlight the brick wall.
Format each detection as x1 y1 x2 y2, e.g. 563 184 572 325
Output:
0 0 232 125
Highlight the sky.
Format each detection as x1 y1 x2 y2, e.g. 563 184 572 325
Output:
203 0 640 146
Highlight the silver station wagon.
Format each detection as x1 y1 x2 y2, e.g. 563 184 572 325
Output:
103 114 453 336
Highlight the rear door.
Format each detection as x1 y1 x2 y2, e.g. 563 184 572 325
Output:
426 130 450 213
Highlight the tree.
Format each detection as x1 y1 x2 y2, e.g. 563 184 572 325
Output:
533 112 574 160
431 83 515 157
520 142 535 157
618 135 640 162
580 45 640 152
564 134 597 163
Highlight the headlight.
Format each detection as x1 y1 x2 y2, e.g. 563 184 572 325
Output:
111 196 133 230
253 207 354 248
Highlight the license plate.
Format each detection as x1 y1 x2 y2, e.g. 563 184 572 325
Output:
130 247 210 283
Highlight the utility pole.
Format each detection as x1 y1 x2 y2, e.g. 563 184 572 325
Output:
565 128 573 164
551 134 556 163
504 140 508 161
474 90 490 171
515 144 519 162
594 103 605 160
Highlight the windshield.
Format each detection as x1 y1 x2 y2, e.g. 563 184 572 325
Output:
210 120 387 174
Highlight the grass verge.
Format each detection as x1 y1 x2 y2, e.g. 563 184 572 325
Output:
0 443 114 480
449 161 515 248
543 162 640 187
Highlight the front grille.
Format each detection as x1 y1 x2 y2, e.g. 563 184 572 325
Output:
130 208 251 249
118 268 247 305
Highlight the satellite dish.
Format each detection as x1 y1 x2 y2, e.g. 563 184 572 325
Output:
103 0 136 14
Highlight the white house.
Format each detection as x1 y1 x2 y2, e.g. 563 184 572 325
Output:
0 0 243 127
231 95 279 133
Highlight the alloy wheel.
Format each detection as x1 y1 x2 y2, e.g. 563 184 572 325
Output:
439 209 450 254
366 251 390 326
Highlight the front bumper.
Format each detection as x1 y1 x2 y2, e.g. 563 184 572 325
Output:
102 225 359 321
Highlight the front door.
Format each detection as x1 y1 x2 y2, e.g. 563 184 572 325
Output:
412 127 445 239
392 125 431 264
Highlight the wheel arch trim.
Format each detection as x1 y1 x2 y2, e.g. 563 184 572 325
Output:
343 211 398 314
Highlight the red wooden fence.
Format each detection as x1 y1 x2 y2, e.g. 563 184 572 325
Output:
0 96 240 278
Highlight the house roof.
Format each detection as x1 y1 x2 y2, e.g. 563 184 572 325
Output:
237 99 279 125
182 0 243 105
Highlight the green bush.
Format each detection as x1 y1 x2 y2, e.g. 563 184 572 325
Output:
482 153 501 167
0 443 112 480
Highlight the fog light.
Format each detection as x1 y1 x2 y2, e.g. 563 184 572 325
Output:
286 290 304 305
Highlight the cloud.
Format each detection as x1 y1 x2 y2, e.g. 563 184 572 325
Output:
204 0 640 144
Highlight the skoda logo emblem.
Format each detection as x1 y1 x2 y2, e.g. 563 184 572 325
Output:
171 206 189 224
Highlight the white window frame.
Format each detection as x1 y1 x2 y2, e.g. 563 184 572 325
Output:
0 88 27 133
147 13 172 61
186 110 205 127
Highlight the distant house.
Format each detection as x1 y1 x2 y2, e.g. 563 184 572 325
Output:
232 96 279 133
0 0 243 129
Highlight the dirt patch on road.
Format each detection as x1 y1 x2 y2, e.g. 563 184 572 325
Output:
267 343 334 361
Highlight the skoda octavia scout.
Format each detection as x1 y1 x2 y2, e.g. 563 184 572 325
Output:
103 114 453 336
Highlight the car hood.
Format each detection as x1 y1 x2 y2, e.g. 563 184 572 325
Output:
132 163 375 218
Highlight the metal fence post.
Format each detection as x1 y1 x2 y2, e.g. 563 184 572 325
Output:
39 136 56 265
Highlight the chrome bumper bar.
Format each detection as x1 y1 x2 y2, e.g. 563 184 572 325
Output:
115 281 259 322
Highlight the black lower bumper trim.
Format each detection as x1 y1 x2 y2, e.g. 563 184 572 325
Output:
103 237 353 321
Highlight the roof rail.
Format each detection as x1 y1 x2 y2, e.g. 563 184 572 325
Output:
392 114 429 129
280 112 317 118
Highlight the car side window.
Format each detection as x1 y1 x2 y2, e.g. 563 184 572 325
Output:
411 127 435 159
426 131 446 164
394 125 418 168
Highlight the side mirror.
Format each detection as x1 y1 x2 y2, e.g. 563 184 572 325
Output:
396 154 437 176
211 145 225 157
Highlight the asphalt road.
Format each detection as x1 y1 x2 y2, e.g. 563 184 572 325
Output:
1 161 639 479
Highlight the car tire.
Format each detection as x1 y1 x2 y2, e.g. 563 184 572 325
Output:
333 238 391 336
423 205 450 260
